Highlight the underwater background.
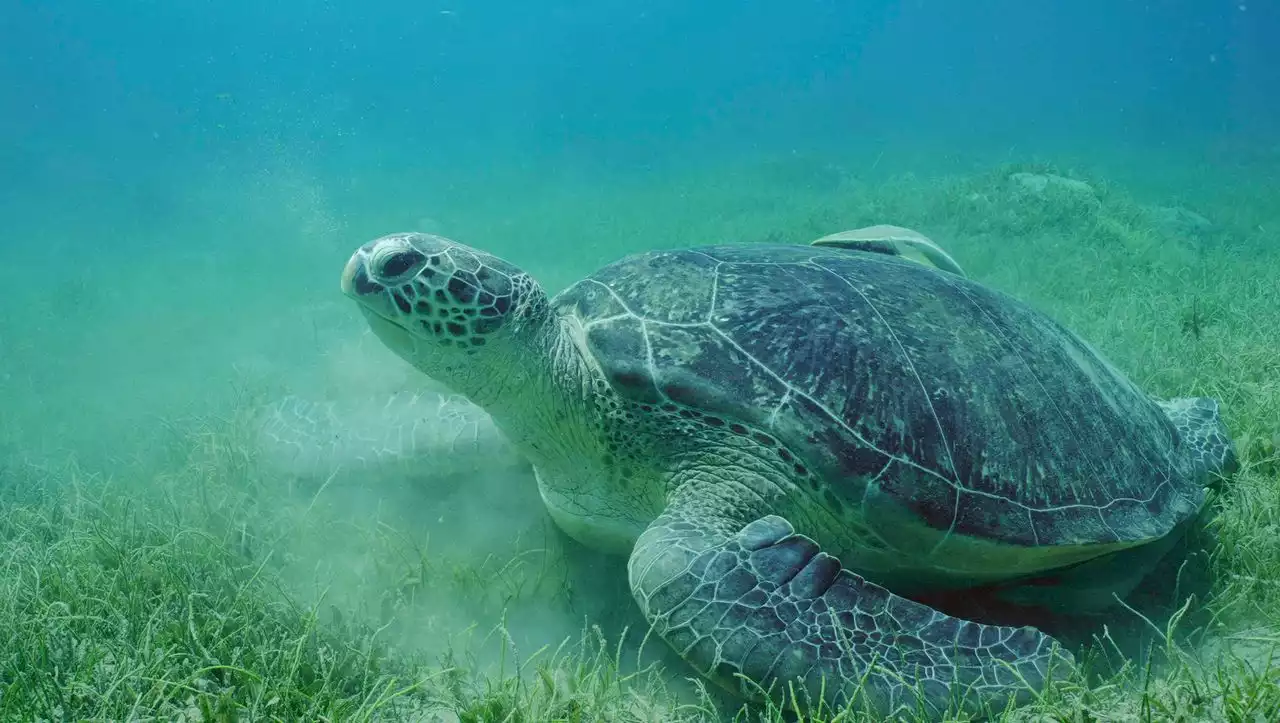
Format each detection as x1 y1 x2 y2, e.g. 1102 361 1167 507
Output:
1 1 1279 720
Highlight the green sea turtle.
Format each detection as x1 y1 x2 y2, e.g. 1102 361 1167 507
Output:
338 232 1237 719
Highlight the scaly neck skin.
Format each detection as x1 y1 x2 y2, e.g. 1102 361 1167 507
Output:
362 304 587 458
435 310 600 472
468 312 654 554
378 305 653 554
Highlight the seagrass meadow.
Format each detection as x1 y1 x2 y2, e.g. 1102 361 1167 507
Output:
1 154 1278 722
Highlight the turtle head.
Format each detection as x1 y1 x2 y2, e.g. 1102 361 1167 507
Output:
340 233 551 401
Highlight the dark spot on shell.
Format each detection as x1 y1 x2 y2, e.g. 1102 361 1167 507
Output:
612 371 651 390
793 464 809 477
703 416 725 427
470 336 486 346
446 322 466 337
679 410 696 419
400 284 415 296
710 661 742 686
729 423 748 435
480 306 500 317
429 256 442 266
477 292 495 306
777 448 794 463
392 293 411 314
438 338 453 347
494 296 511 314
415 300 433 314
663 384 703 407
661 403 678 413
431 321 443 334
435 289 449 303
752 432 776 447
837 445 889 478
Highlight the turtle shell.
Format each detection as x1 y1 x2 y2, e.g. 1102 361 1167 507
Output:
553 244 1202 557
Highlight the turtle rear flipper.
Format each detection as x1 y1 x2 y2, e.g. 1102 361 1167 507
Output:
812 225 967 278
628 488 1070 718
1156 396 1239 485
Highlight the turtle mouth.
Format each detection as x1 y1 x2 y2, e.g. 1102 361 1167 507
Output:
340 253 409 329
339 253 364 297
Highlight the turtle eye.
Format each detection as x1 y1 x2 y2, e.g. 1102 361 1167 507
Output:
374 248 426 281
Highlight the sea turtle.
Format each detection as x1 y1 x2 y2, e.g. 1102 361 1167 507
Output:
338 232 1237 719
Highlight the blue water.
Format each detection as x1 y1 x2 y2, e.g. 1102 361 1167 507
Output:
4 1 1276 219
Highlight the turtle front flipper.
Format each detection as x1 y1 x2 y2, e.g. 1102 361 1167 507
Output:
1155 396 1239 485
628 501 1070 719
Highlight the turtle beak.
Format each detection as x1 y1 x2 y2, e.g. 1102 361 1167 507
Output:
340 251 371 299
340 248 407 330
